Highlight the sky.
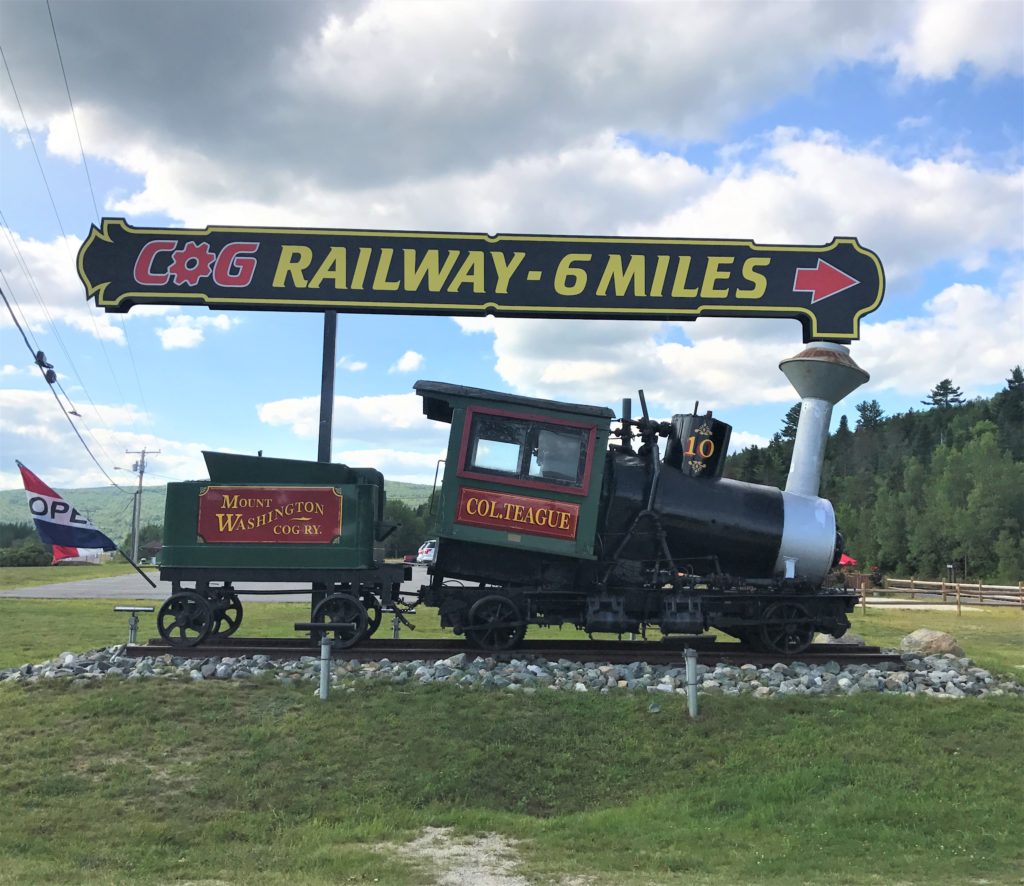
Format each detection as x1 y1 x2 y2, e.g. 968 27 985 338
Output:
1 0 1022 494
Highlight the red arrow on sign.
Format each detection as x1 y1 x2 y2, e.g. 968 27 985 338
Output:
793 260 859 303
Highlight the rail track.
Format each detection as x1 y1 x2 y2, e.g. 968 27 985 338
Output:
127 635 902 667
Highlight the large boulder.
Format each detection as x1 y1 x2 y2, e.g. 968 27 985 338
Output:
900 629 965 657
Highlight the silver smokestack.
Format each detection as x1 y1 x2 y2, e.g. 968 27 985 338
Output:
779 342 869 498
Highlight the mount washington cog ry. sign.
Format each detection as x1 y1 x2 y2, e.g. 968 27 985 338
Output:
78 218 885 341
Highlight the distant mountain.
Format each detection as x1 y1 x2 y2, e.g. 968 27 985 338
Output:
0 479 433 543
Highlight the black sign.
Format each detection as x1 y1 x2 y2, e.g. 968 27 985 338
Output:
78 218 884 341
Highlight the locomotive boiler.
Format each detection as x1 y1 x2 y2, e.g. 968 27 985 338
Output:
414 372 859 656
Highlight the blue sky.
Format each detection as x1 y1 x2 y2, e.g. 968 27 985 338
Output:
1 0 1021 491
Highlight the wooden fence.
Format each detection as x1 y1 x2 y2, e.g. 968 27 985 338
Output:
844 574 1024 615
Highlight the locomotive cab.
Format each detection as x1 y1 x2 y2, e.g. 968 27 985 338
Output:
416 380 613 576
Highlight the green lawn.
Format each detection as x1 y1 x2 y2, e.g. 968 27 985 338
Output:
849 605 1024 677
0 562 153 590
0 680 1020 885
1 596 1022 884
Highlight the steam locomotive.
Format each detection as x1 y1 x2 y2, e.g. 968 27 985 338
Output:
154 379 855 656
414 381 855 656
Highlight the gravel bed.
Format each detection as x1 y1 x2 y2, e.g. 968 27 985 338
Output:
3 647 1022 699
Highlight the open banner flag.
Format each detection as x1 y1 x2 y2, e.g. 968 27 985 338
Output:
17 462 118 553
50 545 104 565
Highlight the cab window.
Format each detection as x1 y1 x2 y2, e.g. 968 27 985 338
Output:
465 412 589 488
467 414 526 475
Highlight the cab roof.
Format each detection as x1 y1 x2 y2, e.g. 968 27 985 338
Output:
415 379 615 425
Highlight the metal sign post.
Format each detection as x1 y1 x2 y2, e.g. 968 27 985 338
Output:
318 311 337 463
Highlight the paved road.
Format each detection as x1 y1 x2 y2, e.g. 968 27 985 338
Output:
1 564 431 603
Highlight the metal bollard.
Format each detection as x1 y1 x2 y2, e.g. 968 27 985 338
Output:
684 647 699 719
319 634 332 701
113 605 154 645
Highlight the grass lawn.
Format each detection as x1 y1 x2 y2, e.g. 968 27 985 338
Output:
0 596 1022 883
850 606 1024 677
0 678 1021 885
0 562 154 590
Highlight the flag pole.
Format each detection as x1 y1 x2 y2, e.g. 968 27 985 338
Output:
116 547 157 588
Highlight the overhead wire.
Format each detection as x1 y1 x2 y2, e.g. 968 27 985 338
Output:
0 42 128 406
0 21 151 482
44 0 150 417
0 283 129 491
0 224 122 468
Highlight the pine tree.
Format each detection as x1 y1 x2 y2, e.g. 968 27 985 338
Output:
922 378 965 409
781 403 801 441
855 400 884 430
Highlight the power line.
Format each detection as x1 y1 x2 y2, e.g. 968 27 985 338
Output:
0 43 129 405
45 0 101 222
0 44 70 243
0 282 129 492
43 2 150 416
0 247 121 468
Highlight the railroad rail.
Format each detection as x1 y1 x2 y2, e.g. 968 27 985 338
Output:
126 636 903 667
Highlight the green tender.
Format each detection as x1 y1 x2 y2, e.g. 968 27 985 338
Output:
159 451 384 571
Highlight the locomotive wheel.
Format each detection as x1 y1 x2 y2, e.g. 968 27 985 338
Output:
311 593 368 650
360 593 383 640
465 595 526 651
157 592 213 647
208 593 243 638
759 601 814 656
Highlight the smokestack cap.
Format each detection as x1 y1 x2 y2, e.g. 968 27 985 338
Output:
779 341 869 404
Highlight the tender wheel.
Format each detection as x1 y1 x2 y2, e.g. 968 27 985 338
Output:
360 592 383 640
759 601 814 656
311 593 368 650
157 592 213 647
465 595 526 651
208 593 243 638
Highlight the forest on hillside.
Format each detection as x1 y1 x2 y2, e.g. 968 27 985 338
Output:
725 368 1024 584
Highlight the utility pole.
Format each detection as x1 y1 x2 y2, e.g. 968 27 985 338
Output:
125 447 159 562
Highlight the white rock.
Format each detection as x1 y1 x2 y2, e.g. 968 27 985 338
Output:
900 629 965 657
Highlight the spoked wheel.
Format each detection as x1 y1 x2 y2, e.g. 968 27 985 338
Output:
208 593 243 639
360 593 383 640
157 592 213 647
759 601 814 656
465 595 526 651
311 593 369 650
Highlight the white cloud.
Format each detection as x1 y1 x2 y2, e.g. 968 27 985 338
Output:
852 280 1024 397
332 447 447 485
2 364 24 375
389 350 424 373
892 0 1023 79
456 276 1023 417
634 129 1023 283
0 228 124 343
155 313 240 350
729 431 772 454
336 356 368 372
257 391 441 444
0 388 209 489
2 0 977 236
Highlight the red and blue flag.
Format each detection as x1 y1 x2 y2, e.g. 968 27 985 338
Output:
17 461 117 552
